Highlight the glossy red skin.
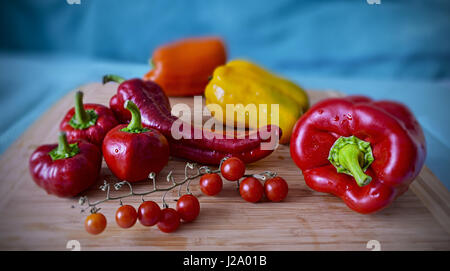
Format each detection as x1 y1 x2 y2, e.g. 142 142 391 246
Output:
239 177 264 203
115 205 138 229
199 173 223 196
85 213 107 235
29 140 102 198
109 78 281 165
264 177 288 202
60 103 118 147
138 201 162 226
157 208 181 233
290 96 426 214
102 124 169 182
176 194 200 222
220 157 246 181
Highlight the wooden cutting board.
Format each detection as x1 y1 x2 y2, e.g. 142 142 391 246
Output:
0 82 448 251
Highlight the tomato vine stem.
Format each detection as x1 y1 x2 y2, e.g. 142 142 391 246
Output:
78 158 277 213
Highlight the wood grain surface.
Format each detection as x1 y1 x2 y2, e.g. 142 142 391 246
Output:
0 82 448 251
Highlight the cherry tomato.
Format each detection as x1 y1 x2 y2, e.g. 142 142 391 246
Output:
138 201 161 226
200 173 223 196
85 213 107 235
176 194 200 222
264 177 289 202
115 205 137 229
157 208 181 233
220 157 245 181
239 177 264 203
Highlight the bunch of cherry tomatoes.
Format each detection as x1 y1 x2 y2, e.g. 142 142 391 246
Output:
84 157 288 235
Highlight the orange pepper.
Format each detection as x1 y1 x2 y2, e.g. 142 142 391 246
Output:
144 37 227 96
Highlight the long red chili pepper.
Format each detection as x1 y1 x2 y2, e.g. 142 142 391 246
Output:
104 75 281 165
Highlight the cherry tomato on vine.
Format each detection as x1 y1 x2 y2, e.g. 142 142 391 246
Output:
157 208 181 233
85 213 107 235
264 177 288 202
138 201 161 226
239 177 264 203
115 205 137 229
199 173 223 196
176 194 200 222
220 157 245 181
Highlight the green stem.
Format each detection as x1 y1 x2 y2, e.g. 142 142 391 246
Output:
338 144 372 186
102 74 126 84
74 91 88 125
328 136 374 187
69 91 98 130
120 100 148 133
49 132 80 160
125 100 142 130
57 132 71 154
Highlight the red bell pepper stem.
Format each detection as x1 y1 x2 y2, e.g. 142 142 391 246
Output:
121 100 148 133
328 136 374 187
103 74 126 84
49 132 80 160
74 91 89 125
57 132 71 153
69 91 98 130
338 144 372 186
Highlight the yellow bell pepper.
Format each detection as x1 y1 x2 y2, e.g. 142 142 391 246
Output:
204 59 309 144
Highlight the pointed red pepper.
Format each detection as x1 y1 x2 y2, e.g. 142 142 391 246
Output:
290 96 426 214
104 75 281 165
60 91 118 147
102 100 170 182
29 133 102 197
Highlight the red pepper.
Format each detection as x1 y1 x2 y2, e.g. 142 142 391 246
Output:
290 96 426 214
104 75 281 165
29 133 102 197
102 100 170 182
60 91 118 147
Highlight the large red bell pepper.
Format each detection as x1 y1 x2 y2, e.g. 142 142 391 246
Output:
290 96 426 214
60 91 118 147
104 75 280 165
29 133 102 197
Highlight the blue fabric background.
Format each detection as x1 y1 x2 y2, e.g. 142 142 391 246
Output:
1 0 449 188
